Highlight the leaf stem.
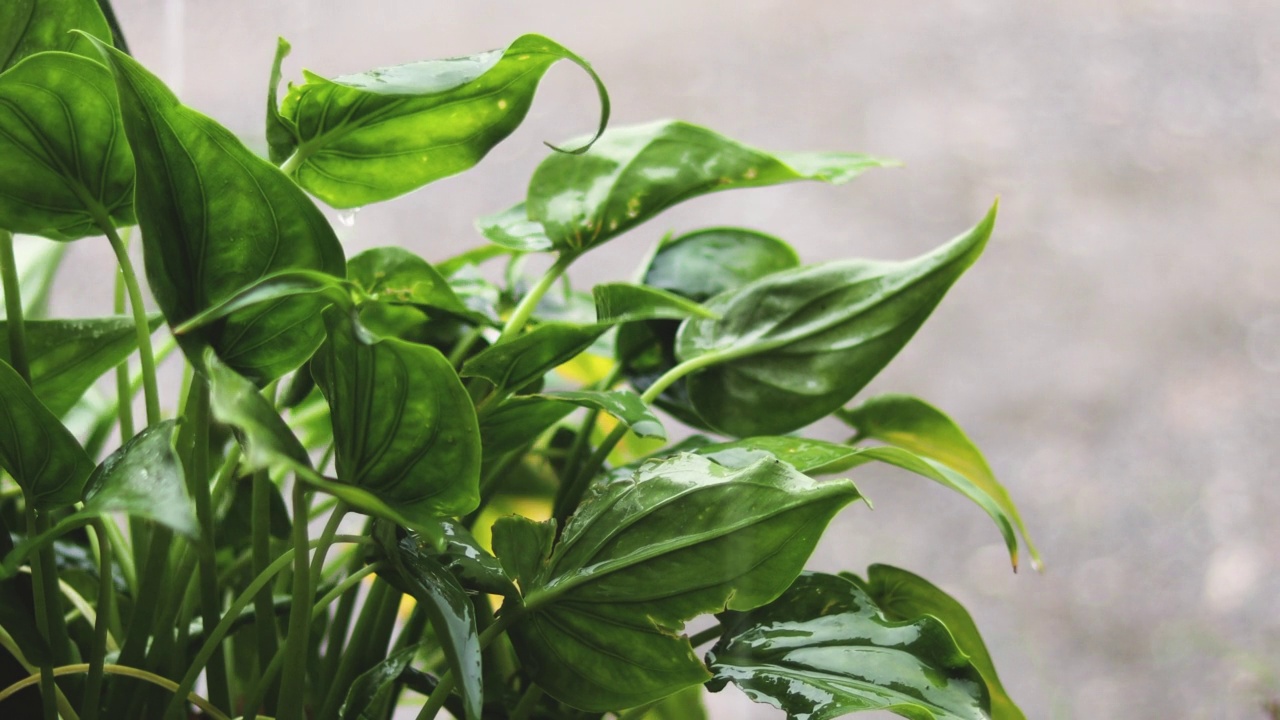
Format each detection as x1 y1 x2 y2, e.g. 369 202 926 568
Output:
250 471 279 709
0 229 32 382
495 253 573 344
276 482 314 720
687 623 722 648
278 150 304 177
80 520 114 720
414 608 523 719
509 683 544 720
22 504 58 720
0 627 79 719
0 664 231 720
113 255 135 440
102 220 162 425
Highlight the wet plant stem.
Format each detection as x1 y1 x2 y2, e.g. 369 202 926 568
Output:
101 220 161 426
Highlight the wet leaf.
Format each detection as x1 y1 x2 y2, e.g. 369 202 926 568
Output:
347 247 480 322
436 521 516 597
0 358 93 509
0 0 111 72
531 389 666 440
173 270 350 336
475 203 553 252
337 644 418 720
708 571 991 720
461 322 607 395
592 283 717 324
81 420 195 537
277 34 609 208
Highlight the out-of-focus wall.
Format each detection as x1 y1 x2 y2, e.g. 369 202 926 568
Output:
56 2 1280 718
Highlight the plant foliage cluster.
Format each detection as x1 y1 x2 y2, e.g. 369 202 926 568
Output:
0 2 1037 719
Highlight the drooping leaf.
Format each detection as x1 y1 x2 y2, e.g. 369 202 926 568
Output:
675 203 998 437
860 564 1025 720
593 283 718 324
0 0 111 72
437 520 516 597
618 227 801 429
337 644 418 720
520 120 894 253
461 322 607 395
0 314 162 416
707 571 991 720
347 247 480 322
531 389 665 439
376 529 482 720
81 420 196 537
312 309 482 520
0 51 135 240
277 34 610 208
493 453 862 711
839 395 1040 569
0 358 94 508
475 203 553 252
89 38 346 384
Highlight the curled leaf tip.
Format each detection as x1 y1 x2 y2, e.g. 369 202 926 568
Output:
540 50 610 155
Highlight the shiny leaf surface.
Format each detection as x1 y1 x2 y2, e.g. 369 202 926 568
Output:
173 270 350 336
0 0 111 72
337 644 418 720
461 322 607 394
531 389 666 439
592 283 717 324
475 203 553 252
278 34 609 208
81 420 196 537
0 358 93 508
523 120 893 252
437 520 516 597
347 246 479 321
0 52 135 240
91 39 346 384
707 572 991 720
495 453 861 711
478 396 575 460
676 203 997 436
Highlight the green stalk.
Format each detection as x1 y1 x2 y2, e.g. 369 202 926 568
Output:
0 627 79 719
276 482 314 720
687 623 722 648
509 684 544 720
80 521 114 720
113 248 135 441
0 229 32 382
414 609 522 720
495 254 574 344
315 578 397 720
250 471 280 708
101 220 161 426
22 505 58 720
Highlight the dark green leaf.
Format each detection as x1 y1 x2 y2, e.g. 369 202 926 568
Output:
593 283 718 324
636 685 709 720
479 396 575 461
475 203 553 252
337 644 418 720
523 120 894 252
437 521 516 597
0 358 93 508
676 203 998 436
89 38 346 384
707 571 991 720
347 247 480 322
0 314 162 416
531 389 665 439
81 420 196 537
839 395 1040 569
278 34 609 208
265 36 296 165
0 0 111 72
173 270 350 336
312 309 481 519
461 322 607 394
0 52 135 240
861 564 1025 720
495 453 861 711
490 514 555 594
0 580 50 664
217 474 291 548
377 530 482 720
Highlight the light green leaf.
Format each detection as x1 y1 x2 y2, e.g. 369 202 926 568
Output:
593 283 718 324
0 51 135 240
495 453 862 711
265 36 296 165
89 38 346 384
531 389 666 440
523 120 895 252
173 270 350 336
839 394 1040 570
461 322 607 394
0 0 111 72
278 34 610 208
475 203 553 252
676 203 997 436
0 358 93 508
347 246 481 322
707 571 991 720
82 420 196 537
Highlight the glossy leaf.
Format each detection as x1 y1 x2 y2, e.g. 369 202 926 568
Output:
437 521 516 597
312 309 482 519
461 322 607 394
839 395 1040 569
347 247 480 321
82 420 195 536
593 283 718 324
532 389 666 439
0 358 94 508
476 203 553 252
523 120 894 252
478 396 575 461
676 203 998 436
494 453 862 711
90 38 346 384
491 514 555 594
860 565 1025 720
173 270 350 336
707 571 991 720
0 0 111 72
0 314 162 416
277 34 610 208
337 644 418 720
377 530 482 720
638 684 709 720
0 51 135 240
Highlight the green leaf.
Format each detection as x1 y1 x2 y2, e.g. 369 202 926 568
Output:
531 389 666 440
707 572 991 720
278 34 610 208
839 395 1039 569
475 203 553 252
634 685 709 720
437 520 516 597
377 529 482 720
265 36 296 165
478 396 575 460
0 0 111 72
861 564 1025 720
337 644 418 720
218 474 290 548
460 322 607 394
523 120 895 252
490 514 555 594
675 203 998 436
81 420 196 537
593 283 718 324
312 309 482 519
494 453 862 711
89 38 346 384
0 51 135 240
173 270 350 336
0 358 93 508
0 314 162 416
347 247 480 322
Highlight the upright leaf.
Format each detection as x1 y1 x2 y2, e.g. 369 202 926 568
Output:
0 52 135 239
0 0 111 71
337 645 418 720
0 315 162 416
840 395 1040 569
493 453 862 711
520 120 894 252
312 309 482 520
707 572 991 720
0 359 93 508
81 420 196 537
89 39 346 384
861 565 1026 720
277 34 609 208
676 203 998 436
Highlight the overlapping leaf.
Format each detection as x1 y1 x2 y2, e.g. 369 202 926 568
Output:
0 0 112 72
81 420 195 537
275 34 609 208
0 359 93 508
461 322 607 395
347 247 480 322
675 204 998 436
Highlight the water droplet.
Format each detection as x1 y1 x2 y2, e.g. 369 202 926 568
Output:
336 207 362 228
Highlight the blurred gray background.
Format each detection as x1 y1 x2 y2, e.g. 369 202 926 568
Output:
51 1 1280 718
